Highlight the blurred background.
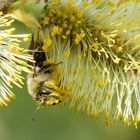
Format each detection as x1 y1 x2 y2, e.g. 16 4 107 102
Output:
0 82 140 140
0 12 140 140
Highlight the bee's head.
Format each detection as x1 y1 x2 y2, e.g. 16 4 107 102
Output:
35 80 65 107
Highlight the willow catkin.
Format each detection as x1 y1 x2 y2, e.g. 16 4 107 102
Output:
39 0 140 127
0 12 33 106
10 0 140 127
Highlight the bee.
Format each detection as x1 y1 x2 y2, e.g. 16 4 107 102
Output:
27 35 65 108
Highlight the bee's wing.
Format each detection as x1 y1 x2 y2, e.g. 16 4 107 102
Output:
28 34 46 68
28 34 35 66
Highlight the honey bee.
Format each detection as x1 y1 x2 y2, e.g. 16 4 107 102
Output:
27 35 65 108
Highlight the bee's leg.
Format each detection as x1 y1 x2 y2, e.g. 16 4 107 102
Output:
55 61 63 66
42 61 62 74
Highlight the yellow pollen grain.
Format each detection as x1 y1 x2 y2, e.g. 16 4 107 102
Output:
97 80 106 88
107 92 112 97
95 14 101 18
75 34 81 44
82 2 89 7
0 36 4 40
9 46 21 54
101 31 107 38
42 38 53 51
43 17 50 25
77 11 83 18
64 3 71 11
62 22 68 28
78 55 82 60
109 10 115 16
117 47 123 52
62 35 67 39
5 28 15 34
108 2 115 7
110 33 117 38
4 19 14 26
0 11 3 15
66 30 70 35
64 50 71 57
56 9 62 16
117 110 123 117
91 44 99 52
123 29 127 33
134 34 140 40
51 26 63 36
23 37 29 42
80 32 85 38
116 22 123 27
70 15 76 22
113 57 121 64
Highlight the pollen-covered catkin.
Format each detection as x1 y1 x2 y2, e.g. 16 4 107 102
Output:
0 12 33 106
9 0 140 127
36 0 140 127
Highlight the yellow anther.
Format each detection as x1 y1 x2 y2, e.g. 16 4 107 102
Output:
43 38 53 51
42 17 50 25
80 32 85 38
64 50 71 57
75 34 81 44
51 26 63 36
113 57 121 64
108 2 115 7
134 34 140 40
117 47 123 52
77 11 83 18
70 15 76 22
66 30 70 35
23 37 30 42
62 35 67 39
82 2 89 7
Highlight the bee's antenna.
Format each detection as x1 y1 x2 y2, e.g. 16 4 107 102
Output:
55 61 63 66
